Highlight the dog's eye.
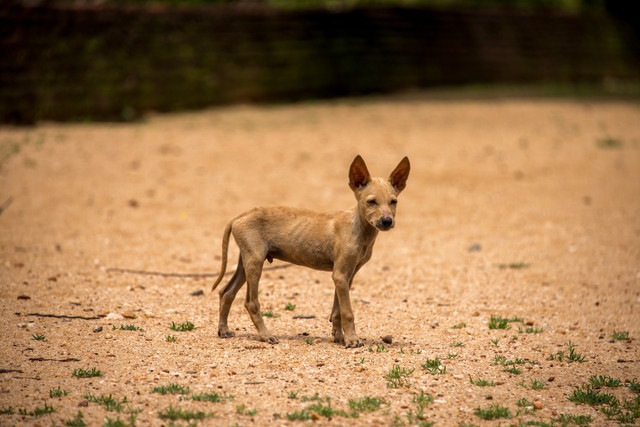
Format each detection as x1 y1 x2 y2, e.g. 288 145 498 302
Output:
367 199 378 206
390 199 398 205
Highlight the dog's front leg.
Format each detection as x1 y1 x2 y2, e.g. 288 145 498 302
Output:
329 292 344 345
332 265 362 348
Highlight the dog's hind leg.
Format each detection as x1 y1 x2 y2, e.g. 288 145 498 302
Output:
243 256 279 344
217 256 246 338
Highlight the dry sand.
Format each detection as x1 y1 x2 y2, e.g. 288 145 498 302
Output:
1 95 639 426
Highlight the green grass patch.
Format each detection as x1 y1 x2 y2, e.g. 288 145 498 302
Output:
169 321 195 331
348 396 386 412
50 386 69 398
568 385 619 406
550 341 585 363
152 383 190 395
113 324 142 332
18 403 55 417
261 310 279 318
157 407 213 422
422 357 446 375
489 315 524 330
588 375 621 388
32 333 45 341
469 376 495 387
236 404 257 416
286 396 357 421
597 137 623 149
497 262 530 269
191 392 232 403
165 335 177 342
63 411 86 427
385 365 415 388
72 367 103 378
611 330 630 341
474 403 511 420
284 303 296 311
84 393 131 413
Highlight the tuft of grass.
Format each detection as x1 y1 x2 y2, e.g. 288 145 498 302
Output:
531 378 546 390
236 404 257 416
550 341 585 363
628 379 640 394
413 391 433 409
451 341 464 348
491 338 500 347
369 344 388 353
286 396 357 420
518 326 544 334
469 376 495 387
422 357 447 375
32 333 46 341
113 324 142 332
169 321 195 332
474 403 511 420
516 398 533 408
152 383 190 395
64 411 86 427
0 407 14 415
191 392 231 403
611 330 630 341
597 137 623 149
50 386 69 398
489 315 522 330
589 375 621 388
385 365 415 388
493 354 531 374
165 335 177 343
568 385 619 406
452 322 466 329
18 403 55 417
84 393 130 413
72 367 103 378
157 407 213 422
348 396 386 412
497 262 530 269
261 310 279 318
304 337 314 345
288 390 299 399
284 303 296 311
552 413 593 426
103 414 138 427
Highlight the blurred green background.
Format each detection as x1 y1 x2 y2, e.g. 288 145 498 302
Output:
1 0 638 123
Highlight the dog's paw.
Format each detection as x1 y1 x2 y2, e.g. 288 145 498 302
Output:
345 337 363 348
218 329 235 338
261 335 280 345
332 329 345 346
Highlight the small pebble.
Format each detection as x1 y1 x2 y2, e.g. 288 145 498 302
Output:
533 400 543 410
381 335 393 344
93 326 103 333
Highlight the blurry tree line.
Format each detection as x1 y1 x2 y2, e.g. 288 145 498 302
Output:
20 0 611 12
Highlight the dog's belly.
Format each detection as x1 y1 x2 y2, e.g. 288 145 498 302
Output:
267 246 334 272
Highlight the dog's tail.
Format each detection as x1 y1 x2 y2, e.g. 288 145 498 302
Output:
211 221 233 293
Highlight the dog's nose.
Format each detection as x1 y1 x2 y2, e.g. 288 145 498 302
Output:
380 217 393 229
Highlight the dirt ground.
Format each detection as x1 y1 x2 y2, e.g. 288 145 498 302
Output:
1 94 639 427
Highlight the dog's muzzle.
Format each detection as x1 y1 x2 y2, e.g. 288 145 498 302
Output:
376 217 394 231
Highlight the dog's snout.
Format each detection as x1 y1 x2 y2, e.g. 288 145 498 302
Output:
378 217 394 230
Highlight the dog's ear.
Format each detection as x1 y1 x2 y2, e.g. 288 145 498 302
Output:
389 156 410 193
349 155 371 191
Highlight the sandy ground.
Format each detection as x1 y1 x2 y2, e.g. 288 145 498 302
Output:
1 95 639 426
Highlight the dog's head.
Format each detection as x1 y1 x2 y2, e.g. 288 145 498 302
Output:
349 155 410 231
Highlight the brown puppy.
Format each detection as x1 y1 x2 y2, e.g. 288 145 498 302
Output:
211 155 410 347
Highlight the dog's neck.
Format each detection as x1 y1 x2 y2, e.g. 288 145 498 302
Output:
352 206 379 245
